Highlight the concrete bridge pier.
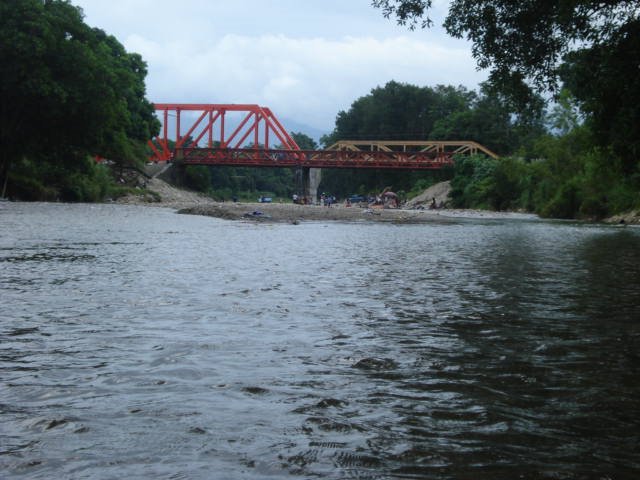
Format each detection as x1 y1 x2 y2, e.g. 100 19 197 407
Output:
308 168 321 203
297 167 321 204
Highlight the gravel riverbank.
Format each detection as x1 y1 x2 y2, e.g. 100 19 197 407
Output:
178 202 457 224
116 177 540 224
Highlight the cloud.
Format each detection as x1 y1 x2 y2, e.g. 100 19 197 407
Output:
74 0 487 134
125 33 486 133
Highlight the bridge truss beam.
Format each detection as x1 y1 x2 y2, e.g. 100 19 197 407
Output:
326 140 499 159
148 104 301 162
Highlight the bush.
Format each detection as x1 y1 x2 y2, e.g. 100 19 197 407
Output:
7 156 113 202
539 179 580 218
450 154 498 208
444 126 640 219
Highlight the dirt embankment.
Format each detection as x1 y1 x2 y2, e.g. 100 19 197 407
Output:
116 176 217 209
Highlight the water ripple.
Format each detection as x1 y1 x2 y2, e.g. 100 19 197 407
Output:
1 203 639 479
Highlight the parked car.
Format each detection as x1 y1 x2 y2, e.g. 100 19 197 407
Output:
258 196 272 203
348 194 367 204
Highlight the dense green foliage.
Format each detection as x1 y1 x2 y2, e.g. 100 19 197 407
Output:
440 87 639 218
560 23 640 172
9 155 116 202
1 0 159 200
450 128 639 218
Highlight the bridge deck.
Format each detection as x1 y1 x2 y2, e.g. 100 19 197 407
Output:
177 147 455 170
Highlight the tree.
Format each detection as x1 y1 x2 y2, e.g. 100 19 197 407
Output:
372 1 640 169
322 80 473 145
559 21 640 170
432 82 546 155
290 131 318 150
373 1 637 95
0 0 159 193
548 89 581 136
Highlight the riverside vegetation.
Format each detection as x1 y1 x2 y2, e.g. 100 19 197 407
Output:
1 1 638 220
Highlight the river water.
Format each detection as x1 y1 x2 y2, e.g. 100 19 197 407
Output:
1 202 639 479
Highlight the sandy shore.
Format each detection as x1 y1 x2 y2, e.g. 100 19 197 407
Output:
178 202 462 224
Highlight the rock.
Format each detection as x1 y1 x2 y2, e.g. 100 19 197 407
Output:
405 181 451 209
603 210 640 225
352 357 398 371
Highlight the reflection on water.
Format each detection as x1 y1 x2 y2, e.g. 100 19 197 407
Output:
1 203 639 479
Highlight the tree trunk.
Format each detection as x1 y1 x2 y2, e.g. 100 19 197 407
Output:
0 152 9 198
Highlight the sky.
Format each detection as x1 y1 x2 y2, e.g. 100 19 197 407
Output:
71 0 487 137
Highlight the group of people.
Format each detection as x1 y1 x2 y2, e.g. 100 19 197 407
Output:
290 192 419 209
292 194 311 205
319 193 336 207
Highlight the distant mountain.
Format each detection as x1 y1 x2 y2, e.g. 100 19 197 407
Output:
280 117 328 145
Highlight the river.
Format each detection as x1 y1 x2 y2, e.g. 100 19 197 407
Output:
1 202 639 479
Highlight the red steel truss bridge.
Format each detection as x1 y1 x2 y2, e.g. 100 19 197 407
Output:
148 104 498 170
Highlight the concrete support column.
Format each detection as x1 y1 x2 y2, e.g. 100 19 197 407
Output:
297 167 321 203
308 168 321 204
